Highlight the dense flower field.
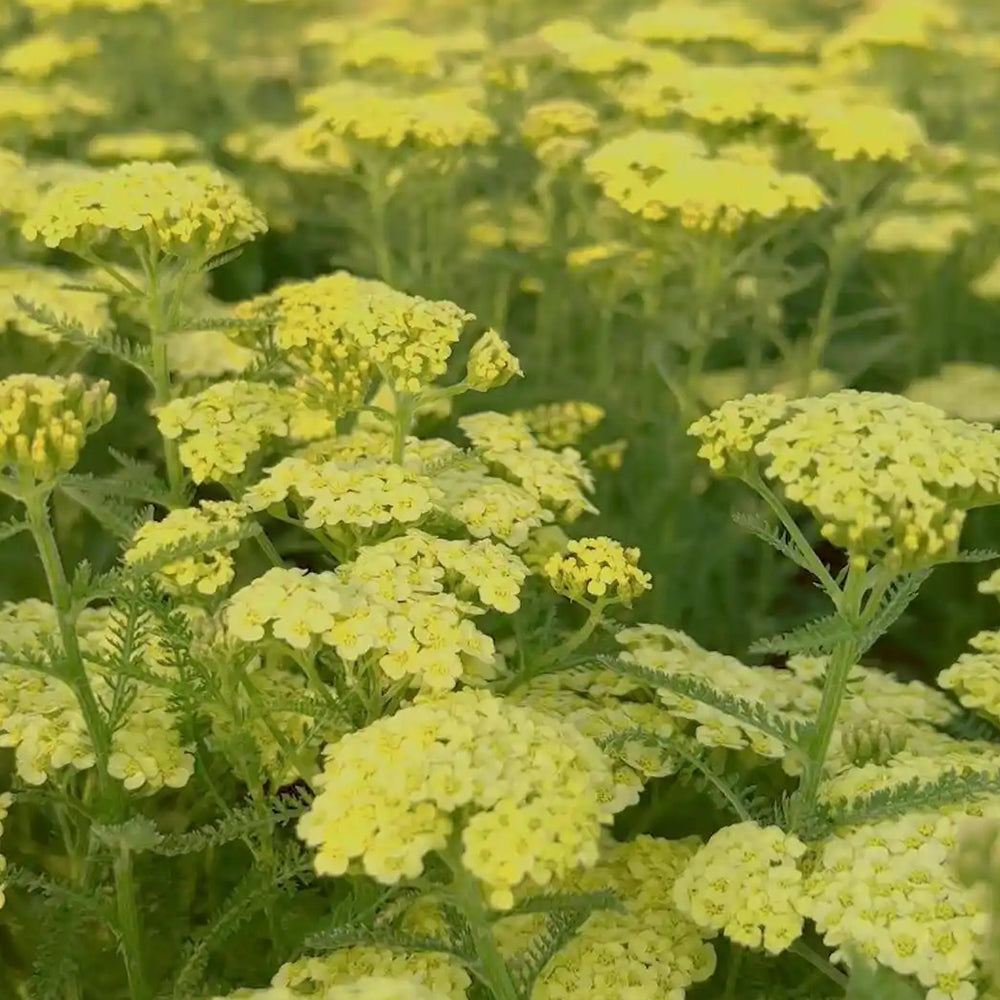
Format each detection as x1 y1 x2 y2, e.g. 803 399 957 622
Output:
3 0 1000 998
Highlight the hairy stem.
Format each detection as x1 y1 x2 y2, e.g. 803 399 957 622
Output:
114 845 151 1000
24 491 113 803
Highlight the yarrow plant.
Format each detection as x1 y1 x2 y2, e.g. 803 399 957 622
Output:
3 2 1000 1000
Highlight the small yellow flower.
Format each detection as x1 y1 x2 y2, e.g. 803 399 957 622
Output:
465 329 522 392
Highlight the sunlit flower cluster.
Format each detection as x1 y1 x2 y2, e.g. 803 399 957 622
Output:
514 401 605 449
801 810 991 1000
155 381 334 483
544 536 651 606
459 412 597 521
689 390 1000 569
297 688 619 909
21 161 267 258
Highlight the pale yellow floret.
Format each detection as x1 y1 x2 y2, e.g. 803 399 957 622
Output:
544 536 651 606
674 822 807 953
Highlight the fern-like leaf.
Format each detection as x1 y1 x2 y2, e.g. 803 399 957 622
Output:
507 907 594 998
202 244 248 272
862 570 931 648
749 614 856 657
0 516 28 543
167 844 312 999
819 766 1000 833
5 863 112 922
302 921 470 961
171 314 269 334
732 511 815 576
121 521 259 580
59 482 138 540
152 796 311 857
594 654 806 749
953 549 1000 564
497 890 621 922
14 296 153 378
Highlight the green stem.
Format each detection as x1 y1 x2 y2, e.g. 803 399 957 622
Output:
143 254 187 508
538 601 607 669
789 941 848 988
367 166 396 285
24 490 113 804
748 475 841 603
792 561 868 824
114 845 151 1000
443 845 520 1000
391 392 415 465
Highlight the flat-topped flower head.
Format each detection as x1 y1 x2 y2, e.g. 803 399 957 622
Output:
297 688 619 908
85 130 205 164
124 501 246 597
801 98 926 161
689 390 1000 569
544 536 651 606
0 373 115 484
0 31 97 80
21 161 267 259
674 821 807 954
514 401 605 449
236 271 473 407
298 81 497 153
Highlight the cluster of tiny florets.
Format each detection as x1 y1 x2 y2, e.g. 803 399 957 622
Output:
0 373 115 483
673 822 807 954
297 688 619 909
514 401 605 449
459 412 597 521
689 390 1000 569
21 160 267 257
124 501 246 596
155 381 334 483
464 328 523 392
544 536 651 606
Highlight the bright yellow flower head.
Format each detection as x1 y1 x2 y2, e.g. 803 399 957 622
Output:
0 31 97 80
21 161 267 259
85 130 205 164
465 329 523 392
0 373 115 485
689 389 1000 569
544 536 651 606
297 688 619 908
802 99 926 161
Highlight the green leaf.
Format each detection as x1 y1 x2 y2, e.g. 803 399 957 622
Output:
0 516 28 543
595 654 807 749
170 313 269 334
497 890 622 922
862 570 931 650
732 511 816 577
120 520 259 580
820 765 1000 833
59 483 138 540
750 613 857 657
953 548 1000 564
14 296 153 379
202 244 248 272
508 906 594 998
302 921 469 961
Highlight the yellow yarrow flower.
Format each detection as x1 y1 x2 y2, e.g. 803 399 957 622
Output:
689 390 1000 569
297 688 619 909
21 160 267 259
0 373 115 485
464 329 522 391
674 822 807 954
801 99 926 161
124 501 246 597
85 130 205 164
544 536 651 606
0 31 97 80
514 401 605 449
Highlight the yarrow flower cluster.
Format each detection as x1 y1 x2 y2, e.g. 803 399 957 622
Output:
459 412 597 521
689 390 1000 569
155 381 334 483
464 328 522 391
0 373 115 484
544 536 651 606
495 835 717 999
124 501 247 596
0 601 193 790
673 822 807 954
296 688 619 909
514 401 605 449
20 160 267 258
801 810 991 1000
